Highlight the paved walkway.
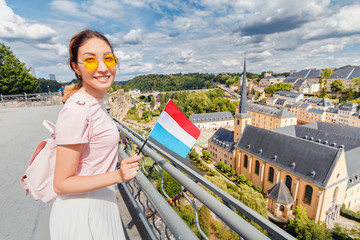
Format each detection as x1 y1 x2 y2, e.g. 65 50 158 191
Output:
0 105 63 240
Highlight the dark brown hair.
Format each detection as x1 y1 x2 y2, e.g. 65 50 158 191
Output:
63 29 114 101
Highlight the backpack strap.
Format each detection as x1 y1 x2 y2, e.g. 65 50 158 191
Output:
76 101 93 141
42 120 55 136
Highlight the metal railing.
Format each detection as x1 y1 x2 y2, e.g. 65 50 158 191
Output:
0 92 62 108
114 118 296 240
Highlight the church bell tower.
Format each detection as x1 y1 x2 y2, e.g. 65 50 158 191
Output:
234 58 251 142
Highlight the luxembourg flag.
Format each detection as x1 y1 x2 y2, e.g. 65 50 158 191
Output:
148 99 200 158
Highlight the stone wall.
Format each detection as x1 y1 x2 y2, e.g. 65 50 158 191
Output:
108 89 132 121
0 96 63 109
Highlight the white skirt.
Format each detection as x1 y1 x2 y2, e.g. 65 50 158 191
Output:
49 186 125 240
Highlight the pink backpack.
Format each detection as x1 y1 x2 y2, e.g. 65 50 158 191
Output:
20 120 58 203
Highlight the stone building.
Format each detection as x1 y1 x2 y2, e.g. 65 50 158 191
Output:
190 112 234 131
259 76 286 87
273 91 303 104
326 67 360 91
337 102 358 125
245 103 297 130
233 122 360 223
349 112 360 127
208 128 235 167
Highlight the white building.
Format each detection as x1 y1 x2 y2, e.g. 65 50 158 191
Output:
190 112 234 131
325 108 338 123
299 82 320 94
338 102 358 125
129 89 141 95
259 76 286 87
273 91 304 104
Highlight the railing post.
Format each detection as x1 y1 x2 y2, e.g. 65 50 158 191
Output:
24 93 29 107
1 94 5 108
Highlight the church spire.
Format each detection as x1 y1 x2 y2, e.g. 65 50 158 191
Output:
239 57 247 114
233 56 251 143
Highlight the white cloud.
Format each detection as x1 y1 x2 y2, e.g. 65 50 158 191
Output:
33 43 68 56
50 0 123 19
123 29 143 44
222 59 239 67
120 62 154 74
49 0 94 20
0 0 56 42
303 3 360 40
3 0 360 82
87 0 123 18
114 49 143 61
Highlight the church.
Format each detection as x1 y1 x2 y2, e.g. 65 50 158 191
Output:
208 60 360 223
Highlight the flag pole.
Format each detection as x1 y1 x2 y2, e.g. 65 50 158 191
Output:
136 93 174 155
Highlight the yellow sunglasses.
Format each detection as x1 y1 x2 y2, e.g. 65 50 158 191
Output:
78 52 117 70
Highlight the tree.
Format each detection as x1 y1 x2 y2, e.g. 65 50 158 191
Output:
317 87 327 98
159 171 181 198
36 78 62 92
352 77 360 91
342 88 355 101
217 161 225 170
320 68 333 89
264 83 292 96
331 79 344 92
287 205 333 240
237 174 246 183
188 148 199 160
224 164 232 173
225 77 236 86
331 223 353 240
184 91 211 116
202 150 211 161
0 43 39 94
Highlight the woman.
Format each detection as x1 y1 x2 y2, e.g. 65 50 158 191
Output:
50 29 142 239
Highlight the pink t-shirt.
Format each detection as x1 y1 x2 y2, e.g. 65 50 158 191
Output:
55 92 119 176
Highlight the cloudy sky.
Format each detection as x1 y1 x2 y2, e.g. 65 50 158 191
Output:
1 0 360 82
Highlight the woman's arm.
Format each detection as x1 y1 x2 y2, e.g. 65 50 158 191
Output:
53 144 141 195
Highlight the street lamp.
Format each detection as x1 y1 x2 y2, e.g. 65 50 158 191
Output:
47 85 50 94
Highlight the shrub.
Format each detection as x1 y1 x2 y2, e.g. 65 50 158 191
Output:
198 206 211 237
224 164 232 173
254 186 262 193
217 161 225 170
158 171 181 197
340 204 360 222
202 149 212 161
237 174 246 183
189 148 199 159
246 181 253 187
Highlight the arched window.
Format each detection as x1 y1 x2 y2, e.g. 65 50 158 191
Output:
244 155 248 168
268 167 274 183
285 175 292 192
280 205 285 212
255 160 260 175
304 185 313 205
333 187 339 200
237 119 240 125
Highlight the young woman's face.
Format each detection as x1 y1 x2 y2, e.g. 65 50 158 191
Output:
73 37 116 98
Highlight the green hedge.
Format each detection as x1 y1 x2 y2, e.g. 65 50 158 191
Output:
340 204 360 222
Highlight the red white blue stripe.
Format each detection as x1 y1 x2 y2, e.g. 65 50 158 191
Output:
149 100 200 158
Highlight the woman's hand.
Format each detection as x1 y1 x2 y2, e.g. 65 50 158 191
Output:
118 154 142 182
